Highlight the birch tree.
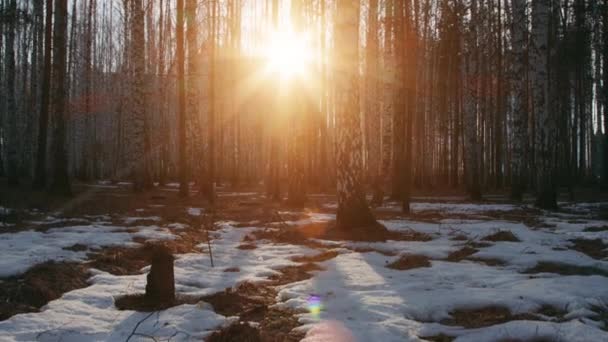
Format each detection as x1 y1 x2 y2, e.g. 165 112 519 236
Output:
177 0 188 197
531 0 557 209
4 0 17 184
510 0 528 201
335 0 379 232
130 0 146 191
49 0 71 195
33 0 53 189
463 0 481 201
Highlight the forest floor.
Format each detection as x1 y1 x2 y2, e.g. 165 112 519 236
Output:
1 180 608 341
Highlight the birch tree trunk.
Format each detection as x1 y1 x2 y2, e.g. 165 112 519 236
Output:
34 0 54 189
130 0 146 192
510 0 528 201
463 0 482 200
49 0 71 195
602 0 608 188
4 0 17 184
186 0 199 190
372 0 394 207
335 0 379 231
200 0 217 203
176 0 189 197
531 0 557 209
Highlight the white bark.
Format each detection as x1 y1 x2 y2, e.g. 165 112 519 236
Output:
531 0 557 208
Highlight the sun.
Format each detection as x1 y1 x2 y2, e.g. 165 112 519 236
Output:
263 29 313 79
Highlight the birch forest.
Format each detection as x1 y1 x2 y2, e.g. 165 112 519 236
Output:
1 0 608 213
3 1 608 340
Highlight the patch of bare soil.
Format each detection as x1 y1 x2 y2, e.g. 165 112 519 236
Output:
87 244 153 275
298 220 433 243
498 338 555 342
114 294 198 312
420 334 455 342
349 247 397 256
238 243 257 250
523 261 608 277
441 306 538 329
468 257 507 267
269 263 324 286
291 250 339 263
569 238 608 260
207 322 262 342
0 261 90 321
202 282 304 342
535 305 568 321
450 234 469 241
482 230 520 242
584 225 608 232
88 226 211 275
387 254 431 270
445 246 478 262
590 303 608 331
63 243 89 251
467 241 493 248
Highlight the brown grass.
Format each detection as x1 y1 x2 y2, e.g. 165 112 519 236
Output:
207 322 262 342
482 230 520 242
269 262 323 286
203 282 304 342
446 246 478 262
420 334 455 342
584 225 608 232
524 261 608 277
569 238 608 260
387 254 431 270
469 257 507 266
291 250 339 263
0 261 90 321
114 294 197 311
441 306 537 329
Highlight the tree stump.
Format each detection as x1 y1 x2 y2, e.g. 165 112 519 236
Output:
145 245 175 304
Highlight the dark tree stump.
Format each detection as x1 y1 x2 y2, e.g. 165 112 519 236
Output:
145 245 175 304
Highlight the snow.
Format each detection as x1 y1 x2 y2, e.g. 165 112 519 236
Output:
278 203 608 341
0 221 318 341
187 207 203 216
0 224 175 277
2 200 608 341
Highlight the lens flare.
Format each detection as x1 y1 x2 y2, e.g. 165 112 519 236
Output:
307 295 323 319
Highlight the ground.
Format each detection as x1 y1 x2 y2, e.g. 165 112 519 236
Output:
1 181 608 341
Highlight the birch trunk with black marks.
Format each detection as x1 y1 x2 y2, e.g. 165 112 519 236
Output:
510 0 528 201
49 0 71 195
130 0 146 192
463 0 482 201
531 0 557 209
4 0 17 185
335 0 378 230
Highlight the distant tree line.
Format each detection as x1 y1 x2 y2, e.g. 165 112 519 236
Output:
0 0 607 214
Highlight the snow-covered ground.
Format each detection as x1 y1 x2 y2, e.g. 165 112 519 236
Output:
1 201 607 341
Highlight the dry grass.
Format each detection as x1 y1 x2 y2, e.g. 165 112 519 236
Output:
441 306 537 329
524 261 608 277
291 250 339 263
569 238 608 260
114 294 196 312
445 246 478 262
203 282 304 342
420 334 455 342
584 225 608 232
387 254 431 270
0 261 90 321
482 230 520 242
